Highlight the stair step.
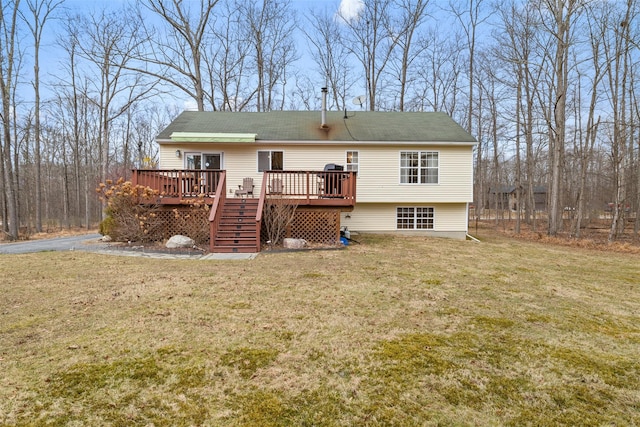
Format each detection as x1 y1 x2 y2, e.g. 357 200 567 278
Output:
215 241 256 247
223 201 258 207
221 212 257 218
215 231 256 237
215 238 256 243
211 197 261 253
220 218 255 224
212 246 258 253
224 199 259 206
222 205 258 210
223 206 257 210
218 224 256 230
218 220 256 226
218 223 256 230
215 236 257 243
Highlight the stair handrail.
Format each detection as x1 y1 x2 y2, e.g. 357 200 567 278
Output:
208 171 227 252
255 173 268 252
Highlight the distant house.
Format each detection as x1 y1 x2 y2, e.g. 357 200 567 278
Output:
488 185 547 212
133 107 476 252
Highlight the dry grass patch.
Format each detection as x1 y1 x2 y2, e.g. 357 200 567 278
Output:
1 233 639 425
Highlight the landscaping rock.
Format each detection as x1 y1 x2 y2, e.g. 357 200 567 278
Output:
166 235 195 248
100 235 112 242
283 238 307 249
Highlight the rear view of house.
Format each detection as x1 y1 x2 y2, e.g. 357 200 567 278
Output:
133 108 476 252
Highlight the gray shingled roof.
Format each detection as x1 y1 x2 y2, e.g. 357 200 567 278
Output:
157 111 476 143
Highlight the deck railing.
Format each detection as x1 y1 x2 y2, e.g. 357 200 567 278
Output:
130 169 356 208
208 171 227 252
264 170 356 207
131 169 222 200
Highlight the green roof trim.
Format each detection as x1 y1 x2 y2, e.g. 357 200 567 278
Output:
158 111 476 144
170 132 257 142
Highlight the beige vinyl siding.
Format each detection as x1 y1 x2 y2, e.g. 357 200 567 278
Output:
342 202 468 234
159 143 473 204
354 145 473 203
159 145 183 169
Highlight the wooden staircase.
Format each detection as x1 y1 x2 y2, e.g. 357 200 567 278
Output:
211 198 260 253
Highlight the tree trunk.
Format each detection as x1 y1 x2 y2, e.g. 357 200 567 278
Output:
515 70 522 234
548 0 575 237
0 0 21 240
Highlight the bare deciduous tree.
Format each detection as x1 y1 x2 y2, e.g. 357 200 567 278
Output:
447 0 491 133
138 0 220 111
540 0 583 236
239 0 298 112
0 0 22 240
389 0 430 111
601 0 636 241
20 0 63 232
302 8 354 111
495 0 544 231
413 29 464 116
205 0 254 111
338 0 398 111
71 7 157 219
571 3 606 238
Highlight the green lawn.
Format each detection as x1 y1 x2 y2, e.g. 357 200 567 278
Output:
1 233 639 426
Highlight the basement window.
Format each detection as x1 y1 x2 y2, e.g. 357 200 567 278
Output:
397 207 434 229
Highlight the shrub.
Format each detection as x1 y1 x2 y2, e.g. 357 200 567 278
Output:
96 178 162 243
98 215 116 236
263 196 297 245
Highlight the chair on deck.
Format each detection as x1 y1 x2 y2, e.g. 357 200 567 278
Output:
235 177 254 197
269 178 283 194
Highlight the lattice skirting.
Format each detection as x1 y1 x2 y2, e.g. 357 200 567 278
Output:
153 206 339 247
260 208 341 244
155 206 210 244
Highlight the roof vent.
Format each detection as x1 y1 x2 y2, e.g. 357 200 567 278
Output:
320 87 329 130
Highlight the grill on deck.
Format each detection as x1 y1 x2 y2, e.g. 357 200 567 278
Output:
322 163 345 196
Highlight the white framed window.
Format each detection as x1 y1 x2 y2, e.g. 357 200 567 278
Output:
397 207 434 229
258 150 283 172
346 150 359 173
400 151 438 184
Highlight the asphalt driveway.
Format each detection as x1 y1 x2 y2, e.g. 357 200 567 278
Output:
0 234 104 254
0 234 258 259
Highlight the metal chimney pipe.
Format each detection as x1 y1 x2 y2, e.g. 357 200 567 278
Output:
321 87 328 128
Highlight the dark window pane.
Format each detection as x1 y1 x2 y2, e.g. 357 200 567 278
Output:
271 151 284 170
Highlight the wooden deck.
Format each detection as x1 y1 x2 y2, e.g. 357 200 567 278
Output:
131 169 356 252
131 169 357 208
